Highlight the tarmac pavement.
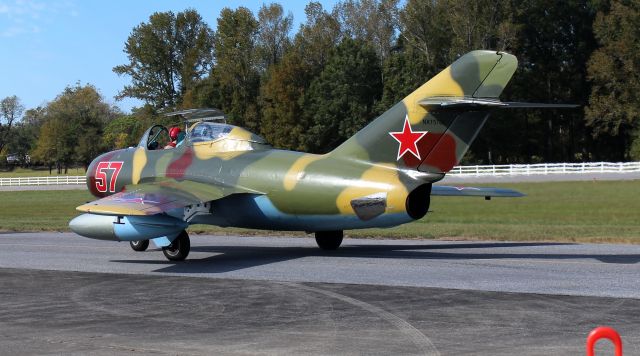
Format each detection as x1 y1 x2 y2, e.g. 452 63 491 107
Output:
0 232 638 355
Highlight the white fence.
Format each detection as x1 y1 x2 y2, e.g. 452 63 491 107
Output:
0 175 86 186
448 162 640 176
1 162 639 186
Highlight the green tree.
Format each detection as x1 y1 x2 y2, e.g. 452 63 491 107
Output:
4 124 37 166
32 84 119 171
378 0 457 116
104 115 146 149
376 40 431 111
31 117 72 174
303 38 382 152
259 51 313 151
398 0 515 75
4 107 46 166
258 2 346 152
382 0 510 114
114 9 214 109
4 107 42 166
398 0 452 70
209 7 261 129
446 0 515 56
495 0 596 163
585 0 640 160
294 2 342 72
256 3 293 70
0 95 25 154
333 0 399 64
22 106 46 126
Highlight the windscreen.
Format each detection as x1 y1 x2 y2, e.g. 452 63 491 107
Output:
189 122 233 143
138 125 171 150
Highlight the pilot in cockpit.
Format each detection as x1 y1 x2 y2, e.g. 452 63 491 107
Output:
165 127 183 149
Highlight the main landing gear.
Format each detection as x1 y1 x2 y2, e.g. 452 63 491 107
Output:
129 230 191 261
315 230 343 250
162 230 191 261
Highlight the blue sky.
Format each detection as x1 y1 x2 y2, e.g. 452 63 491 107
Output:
0 0 339 114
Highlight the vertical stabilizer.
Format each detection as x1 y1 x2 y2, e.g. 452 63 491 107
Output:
331 50 517 174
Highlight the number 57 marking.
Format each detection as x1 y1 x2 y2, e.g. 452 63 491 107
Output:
95 161 123 193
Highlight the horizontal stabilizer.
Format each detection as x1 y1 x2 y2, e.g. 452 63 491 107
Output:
432 185 525 199
419 97 506 109
419 97 578 111
500 102 579 109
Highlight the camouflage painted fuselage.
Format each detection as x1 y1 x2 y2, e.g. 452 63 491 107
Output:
81 50 518 233
86 140 437 231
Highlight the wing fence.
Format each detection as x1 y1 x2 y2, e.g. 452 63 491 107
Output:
1 162 639 186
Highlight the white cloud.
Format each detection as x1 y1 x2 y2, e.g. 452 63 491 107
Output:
0 0 77 38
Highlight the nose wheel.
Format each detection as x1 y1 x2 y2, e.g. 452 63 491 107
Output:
315 230 343 250
162 230 190 261
129 240 149 252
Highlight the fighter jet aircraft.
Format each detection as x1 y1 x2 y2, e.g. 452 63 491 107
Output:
70 50 571 261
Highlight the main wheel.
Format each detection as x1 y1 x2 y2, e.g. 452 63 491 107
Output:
315 230 343 250
130 240 149 252
162 230 190 261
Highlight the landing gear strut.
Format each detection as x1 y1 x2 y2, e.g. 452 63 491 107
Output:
162 230 190 261
315 230 343 250
129 240 149 252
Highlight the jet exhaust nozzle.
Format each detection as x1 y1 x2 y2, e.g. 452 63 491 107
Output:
69 213 188 241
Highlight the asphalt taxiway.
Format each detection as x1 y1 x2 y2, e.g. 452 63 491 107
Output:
0 232 638 355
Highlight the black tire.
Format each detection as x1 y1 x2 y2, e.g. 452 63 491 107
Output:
162 230 190 261
315 230 343 250
130 240 149 252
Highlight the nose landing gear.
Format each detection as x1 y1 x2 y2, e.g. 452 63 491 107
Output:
129 240 149 252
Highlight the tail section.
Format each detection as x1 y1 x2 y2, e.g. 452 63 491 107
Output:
331 50 517 174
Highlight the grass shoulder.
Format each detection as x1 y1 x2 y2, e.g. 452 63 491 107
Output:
1 180 638 243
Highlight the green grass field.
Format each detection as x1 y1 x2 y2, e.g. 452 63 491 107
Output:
0 167 86 177
1 180 639 243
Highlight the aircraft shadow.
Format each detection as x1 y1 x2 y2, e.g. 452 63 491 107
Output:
110 241 640 274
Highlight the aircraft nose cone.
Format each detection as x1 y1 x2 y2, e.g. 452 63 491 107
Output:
68 214 86 235
69 214 116 240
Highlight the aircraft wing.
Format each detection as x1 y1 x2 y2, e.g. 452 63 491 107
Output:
431 185 524 199
76 179 262 216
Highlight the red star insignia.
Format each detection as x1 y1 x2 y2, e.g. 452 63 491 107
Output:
389 116 428 161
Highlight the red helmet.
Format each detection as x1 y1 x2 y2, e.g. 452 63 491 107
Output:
169 127 182 140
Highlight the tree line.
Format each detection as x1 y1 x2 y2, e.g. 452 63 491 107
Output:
2 0 639 173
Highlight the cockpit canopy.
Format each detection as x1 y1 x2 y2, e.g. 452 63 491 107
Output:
139 122 270 153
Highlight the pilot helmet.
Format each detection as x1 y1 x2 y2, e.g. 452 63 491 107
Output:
169 127 182 140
